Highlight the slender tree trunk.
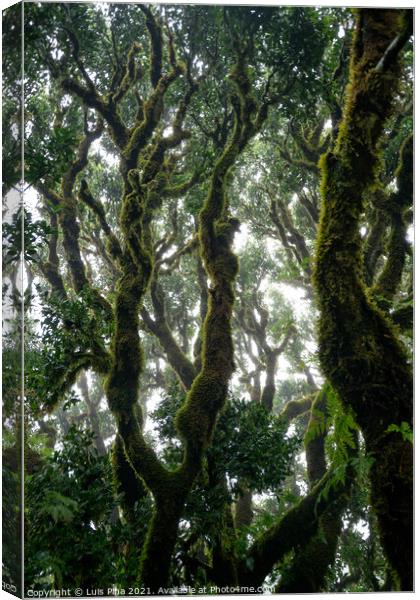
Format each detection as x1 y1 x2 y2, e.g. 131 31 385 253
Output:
78 372 107 456
277 387 353 592
234 489 254 529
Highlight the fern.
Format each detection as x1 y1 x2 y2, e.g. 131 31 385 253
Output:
39 491 78 523
324 384 358 464
386 421 413 444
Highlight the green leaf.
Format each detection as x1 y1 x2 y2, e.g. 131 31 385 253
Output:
386 421 413 444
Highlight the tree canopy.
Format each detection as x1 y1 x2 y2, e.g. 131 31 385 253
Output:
2 3 413 595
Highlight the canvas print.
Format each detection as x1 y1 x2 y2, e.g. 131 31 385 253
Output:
2 2 413 596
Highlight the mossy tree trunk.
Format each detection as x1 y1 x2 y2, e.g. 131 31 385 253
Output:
313 9 413 590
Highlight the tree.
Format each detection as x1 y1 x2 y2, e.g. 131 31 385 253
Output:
2 3 412 594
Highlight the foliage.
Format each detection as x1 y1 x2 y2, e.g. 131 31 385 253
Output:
26 426 152 589
27 288 111 412
3 208 52 265
153 389 301 494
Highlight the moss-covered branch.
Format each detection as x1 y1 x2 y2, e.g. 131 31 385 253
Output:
277 117 330 176
290 118 325 164
140 5 163 88
279 147 319 175
111 42 143 106
276 199 311 270
79 179 123 263
64 13 96 92
56 122 113 318
238 297 294 410
36 121 113 316
103 72 199 592
78 372 107 456
175 51 264 473
140 275 197 391
39 207 67 297
63 116 103 217
61 78 129 148
156 236 198 272
313 9 413 589
237 459 354 587
298 190 319 230
279 394 315 423
162 170 204 198
267 192 312 282
192 253 209 372
260 327 294 411
105 163 166 493
123 59 185 169
44 350 110 412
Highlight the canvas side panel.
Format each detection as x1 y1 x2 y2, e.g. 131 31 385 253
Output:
2 2 24 598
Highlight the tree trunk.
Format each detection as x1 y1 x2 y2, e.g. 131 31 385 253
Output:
313 9 413 590
234 489 254 529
